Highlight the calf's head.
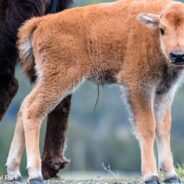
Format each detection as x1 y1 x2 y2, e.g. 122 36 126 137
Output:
138 2 184 66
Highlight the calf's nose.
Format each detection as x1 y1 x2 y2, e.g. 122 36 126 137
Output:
170 51 184 65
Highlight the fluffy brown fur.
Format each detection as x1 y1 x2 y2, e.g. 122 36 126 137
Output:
7 0 184 183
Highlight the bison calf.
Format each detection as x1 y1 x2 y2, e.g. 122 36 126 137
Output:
7 0 184 183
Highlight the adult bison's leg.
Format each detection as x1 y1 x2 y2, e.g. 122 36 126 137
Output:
0 76 18 120
42 95 72 179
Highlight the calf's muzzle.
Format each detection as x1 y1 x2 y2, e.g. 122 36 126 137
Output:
170 51 184 65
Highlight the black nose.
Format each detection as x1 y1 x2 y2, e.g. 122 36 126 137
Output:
170 51 184 65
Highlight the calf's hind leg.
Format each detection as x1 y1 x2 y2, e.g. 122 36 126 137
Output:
42 95 72 179
22 72 84 183
6 108 24 181
6 88 39 181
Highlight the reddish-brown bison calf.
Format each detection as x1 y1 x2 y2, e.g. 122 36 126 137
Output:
6 0 184 183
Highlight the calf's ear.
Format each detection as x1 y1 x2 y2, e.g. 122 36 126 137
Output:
137 13 160 28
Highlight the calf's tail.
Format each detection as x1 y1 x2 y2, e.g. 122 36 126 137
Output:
17 18 40 83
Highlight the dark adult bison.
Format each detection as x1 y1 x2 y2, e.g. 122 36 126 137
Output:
0 0 72 179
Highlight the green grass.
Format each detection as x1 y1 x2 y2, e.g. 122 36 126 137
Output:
176 164 184 178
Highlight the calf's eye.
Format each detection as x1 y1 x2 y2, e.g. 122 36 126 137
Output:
160 28 165 35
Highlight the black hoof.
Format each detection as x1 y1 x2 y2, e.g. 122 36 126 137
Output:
29 178 44 184
5 176 22 182
42 159 69 179
145 176 161 184
164 177 181 184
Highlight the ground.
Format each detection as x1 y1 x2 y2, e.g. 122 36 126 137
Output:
0 178 183 184
0 166 184 184
0 180 142 184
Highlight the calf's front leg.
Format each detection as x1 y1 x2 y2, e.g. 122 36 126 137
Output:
42 95 72 179
155 102 180 183
126 89 159 184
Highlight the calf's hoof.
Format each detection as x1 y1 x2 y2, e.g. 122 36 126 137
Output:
164 177 181 184
145 176 161 184
5 176 22 182
29 178 44 184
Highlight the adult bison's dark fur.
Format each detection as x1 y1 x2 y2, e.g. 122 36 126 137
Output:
0 0 72 179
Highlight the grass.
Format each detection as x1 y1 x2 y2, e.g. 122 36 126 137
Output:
0 178 142 184
0 166 184 184
46 167 184 184
176 164 184 178
47 178 141 184
41 167 184 184
0 177 182 184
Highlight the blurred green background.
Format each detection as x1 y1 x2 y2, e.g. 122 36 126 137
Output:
0 0 184 178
